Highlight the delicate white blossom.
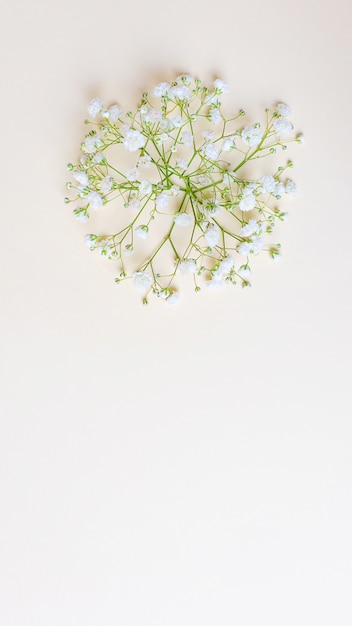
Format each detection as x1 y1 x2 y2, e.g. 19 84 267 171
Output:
87 191 103 210
277 102 292 117
214 79 230 94
73 171 88 186
132 271 152 291
87 97 103 118
239 192 256 212
241 125 263 147
155 192 168 209
174 213 192 226
204 225 219 248
123 129 146 152
179 259 197 274
273 118 294 137
135 225 149 240
285 179 297 195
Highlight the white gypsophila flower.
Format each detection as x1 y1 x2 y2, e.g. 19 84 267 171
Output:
175 158 188 170
219 256 235 273
222 136 235 152
119 124 130 137
139 180 152 196
260 175 277 194
155 192 169 209
87 97 103 118
159 132 169 144
108 104 121 122
274 182 285 198
123 245 134 257
170 185 180 196
135 225 149 240
73 170 89 186
96 239 112 258
176 74 193 85
204 225 219 248
241 125 263 147
179 259 197 274
137 155 152 168
181 131 192 146
239 192 256 212
273 117 294 137
240 219 258 237
87 191 103 210
100 176 113 194
237 264 251 279
170 115 183 128
158 289 170 300
296 133 305 143
197 175 210 185
144 108 162 124
93 152 105 164
200 198 220 217
153 82 170 97
174 213 192 226
73 208 89 223
210 108 222 124
285 179 297 195
213 79 230 94
123 129 146 152
204 143 219 160
127 198 141 211
277 102 292 117
250 236 264 254
165 291 180 306
238 242 252 256
270 247 282 261
202 130 216 142
83 135 103 154
126 167 140 182
84 234 96 248
132 271 152 291
169 85 191 101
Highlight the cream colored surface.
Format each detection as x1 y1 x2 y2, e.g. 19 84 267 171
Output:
1 0 351 624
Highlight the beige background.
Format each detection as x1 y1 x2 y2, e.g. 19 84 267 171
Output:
1 0 351 624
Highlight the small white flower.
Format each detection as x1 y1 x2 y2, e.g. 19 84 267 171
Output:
153 82 170 97
127 198 141 211
260 175 277 194
135 225 149 240
204 225 219 248
155 192 169 209
273 118 294 137
83 135 103 154
169 85 191 101
274 182 285 198
171 115 183 128
204 143 219 160
237 264 251 279
270 247 282 261
277 102 292 117
144 108 162 124
240 219 258 237
123 129 146 152
170 185 180 196
237 242 252 256
213 79 230 94
100 176 113 194
197 175 210 185
175 158 188 170
179 259 197 274
73 170 88 186
84 234 96 248
87 191 103 210
199 198 220 217
250 236 264 254
210 108 222 124
165 291 180 306
219 256 235 273
181 131 192 146
285 179 297 195
132 271 153 291
126 167 140 182
222 137 235 152
239 193 256 212
176 74 193 85
93 152 105 164
202 130 216 142
73 208 89 223
296 133 305 143
174 213 192 226
241 125 263 147
138 155 152 168
108 104 121 122
87 97 103 118
139 180 152 196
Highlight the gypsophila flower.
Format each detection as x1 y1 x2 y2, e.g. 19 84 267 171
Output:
277 102 292 117
67 75 303 304
87 97 103 118
241 125 263 147
174 213 192 226
123 129 146 152
132 271 152 291
273 117 294 137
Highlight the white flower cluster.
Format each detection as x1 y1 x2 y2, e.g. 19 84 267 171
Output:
66 75 303 304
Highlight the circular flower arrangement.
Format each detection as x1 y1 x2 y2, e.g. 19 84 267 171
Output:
65 75 304 305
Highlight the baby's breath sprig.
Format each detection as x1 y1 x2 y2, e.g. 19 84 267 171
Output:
66 75 304 305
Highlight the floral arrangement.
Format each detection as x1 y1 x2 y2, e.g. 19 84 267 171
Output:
65 74 303 305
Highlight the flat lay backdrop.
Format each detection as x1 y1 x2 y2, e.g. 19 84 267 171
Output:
1 0 351 625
